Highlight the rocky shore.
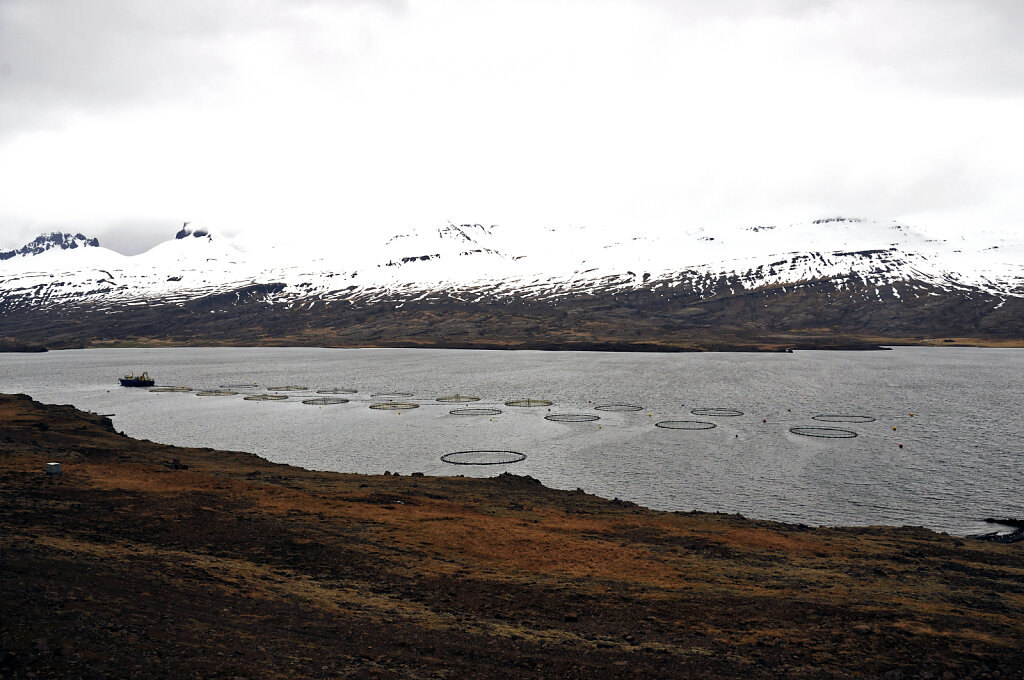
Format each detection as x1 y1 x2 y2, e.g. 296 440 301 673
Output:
1 393 1022 679
0 338 47 353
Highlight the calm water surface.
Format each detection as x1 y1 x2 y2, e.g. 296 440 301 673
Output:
3 347 1020 535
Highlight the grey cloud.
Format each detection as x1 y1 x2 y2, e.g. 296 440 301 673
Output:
0 0 236 137
0 221 47 252
0 0 404 139
91 218 179 255
817 1 1024 96
643 0 1024 96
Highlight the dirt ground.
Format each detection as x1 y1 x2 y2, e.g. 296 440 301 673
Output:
1 392 1022 679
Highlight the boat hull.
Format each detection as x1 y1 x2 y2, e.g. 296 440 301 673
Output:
119 378 154 387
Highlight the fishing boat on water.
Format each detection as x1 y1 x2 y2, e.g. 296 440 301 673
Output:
119 372 154 387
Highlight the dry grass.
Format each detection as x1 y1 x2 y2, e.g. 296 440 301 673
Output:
2 392 1023 679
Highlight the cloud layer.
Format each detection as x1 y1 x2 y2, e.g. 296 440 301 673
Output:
1 0 1022 253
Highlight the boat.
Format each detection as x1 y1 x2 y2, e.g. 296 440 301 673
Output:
119 372 155 387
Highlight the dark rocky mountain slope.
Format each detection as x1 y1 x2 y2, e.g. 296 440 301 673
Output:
1 219 1021 349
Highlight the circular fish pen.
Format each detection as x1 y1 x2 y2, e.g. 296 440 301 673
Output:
545 414 601 422
789 426 858 439
317 388 358 395
267 385 309 392
372 392 414 399
595 404 643 412
449 407 503 416
196 390 238 397
812 414 876 423
302 397 349 405
655 420 717 430
243 394 288 401
369 402 419 410
221 383 257 389
149 386 193 393
436 395 481 403
690 407 744 417
441 450 527 465
504 399 553 407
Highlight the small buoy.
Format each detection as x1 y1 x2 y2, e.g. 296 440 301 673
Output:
909 413 914 417
787 408 791 412
762 419 767 423
899 444 903 448
893 426 897 431
648 413 652 417
598 425 602 429
489 418 492 421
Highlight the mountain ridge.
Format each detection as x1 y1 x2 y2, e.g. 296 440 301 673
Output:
0 232 100 261
2 219 1022 349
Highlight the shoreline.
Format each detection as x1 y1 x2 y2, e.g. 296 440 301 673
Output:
2 392 1023 678
0 381 1016 537
7 337 1024 353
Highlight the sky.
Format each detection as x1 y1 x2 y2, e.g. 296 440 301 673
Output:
1 0 1023 255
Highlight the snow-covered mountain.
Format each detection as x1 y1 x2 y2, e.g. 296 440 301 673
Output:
2 218 1022 348
0 232 100 261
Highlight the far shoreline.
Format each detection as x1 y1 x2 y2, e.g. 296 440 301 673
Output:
8 334 1024 353
8 338 1024 353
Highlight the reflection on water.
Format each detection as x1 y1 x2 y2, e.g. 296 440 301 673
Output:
4 346 1021 535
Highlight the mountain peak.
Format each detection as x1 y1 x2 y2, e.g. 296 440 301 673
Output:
437 222 493 243
811 216 865 225
0 232 100 261
174 222 212 241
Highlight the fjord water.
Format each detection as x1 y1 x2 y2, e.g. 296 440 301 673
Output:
3 347 1020 535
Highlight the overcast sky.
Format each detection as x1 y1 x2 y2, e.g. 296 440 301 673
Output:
1 0 1023 254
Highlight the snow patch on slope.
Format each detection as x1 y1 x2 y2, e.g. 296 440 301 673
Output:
2 219 1022 311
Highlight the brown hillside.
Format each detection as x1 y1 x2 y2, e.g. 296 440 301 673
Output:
1 393 1021 678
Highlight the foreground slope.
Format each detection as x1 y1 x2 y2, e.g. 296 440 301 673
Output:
1 393 1022 679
